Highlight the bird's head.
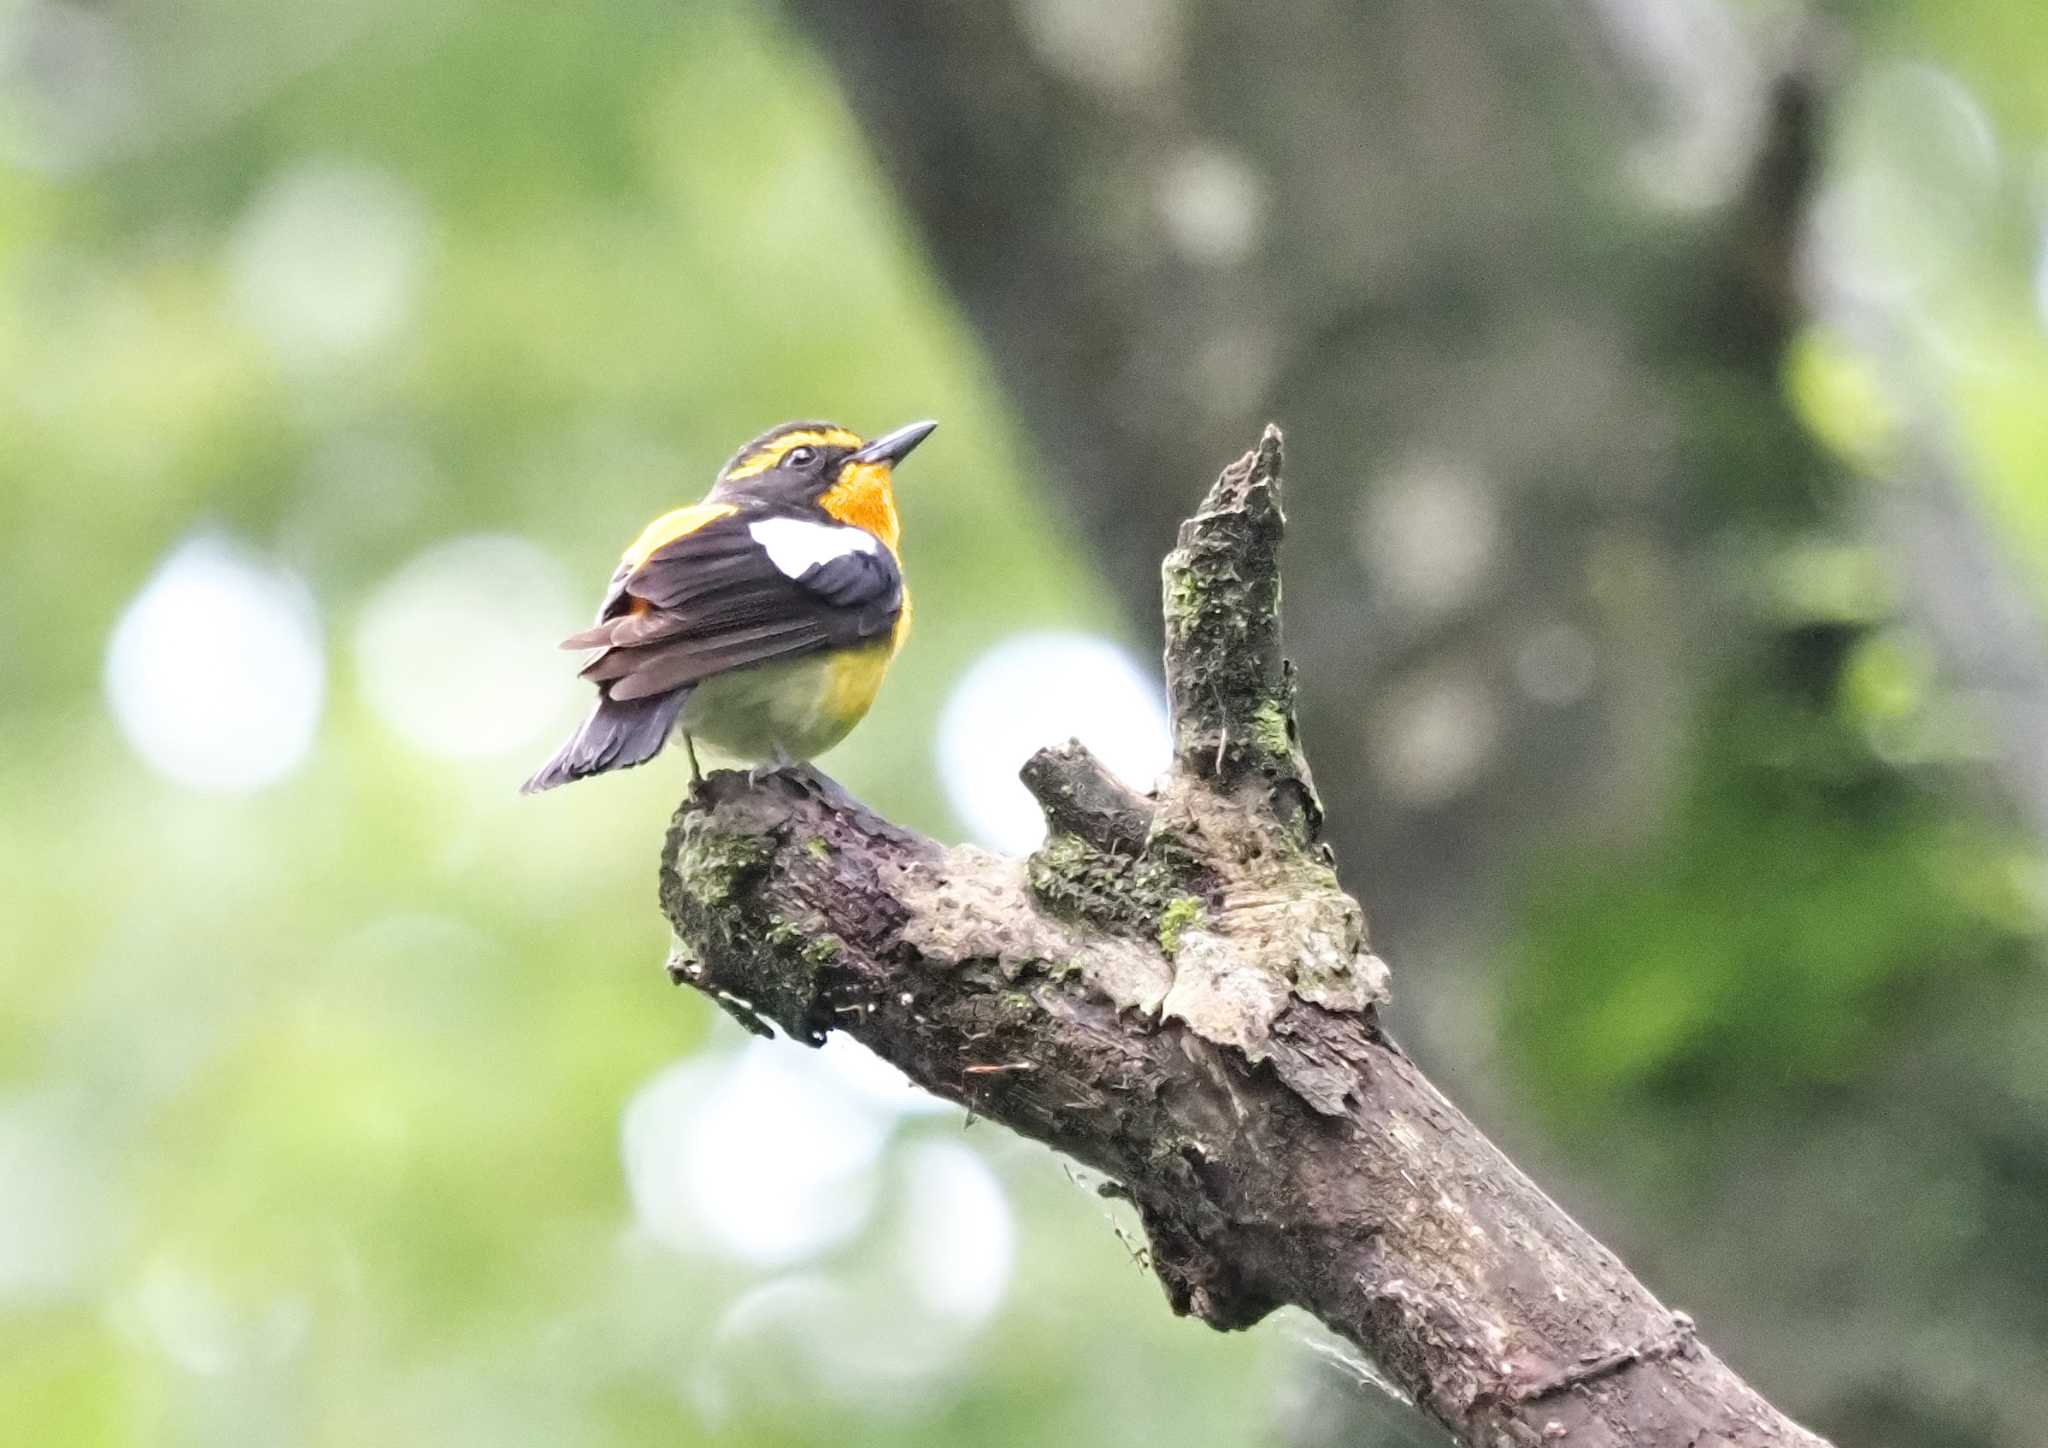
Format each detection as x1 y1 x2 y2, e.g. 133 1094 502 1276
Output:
711 418 936 552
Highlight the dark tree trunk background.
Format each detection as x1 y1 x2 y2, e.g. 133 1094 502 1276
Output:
662 432 1832 1448
787 3 2048 1446
792 0 1793 950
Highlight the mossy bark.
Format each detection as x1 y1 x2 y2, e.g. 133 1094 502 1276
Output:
659 432 1832 1448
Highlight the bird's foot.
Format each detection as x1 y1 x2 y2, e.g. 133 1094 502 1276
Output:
744 748 801 789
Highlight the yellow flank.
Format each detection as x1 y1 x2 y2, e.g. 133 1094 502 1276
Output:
620 501 737 570
818 460 903 553
721 428 864 483
825 639 895 718
893 585 913 652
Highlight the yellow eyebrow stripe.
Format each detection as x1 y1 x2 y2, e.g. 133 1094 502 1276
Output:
721 428 863 483
620 502 737 570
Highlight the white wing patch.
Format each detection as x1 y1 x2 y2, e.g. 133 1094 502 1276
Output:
748 516 878 579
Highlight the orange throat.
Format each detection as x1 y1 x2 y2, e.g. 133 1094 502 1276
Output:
819 462 902 555
820 460 910 649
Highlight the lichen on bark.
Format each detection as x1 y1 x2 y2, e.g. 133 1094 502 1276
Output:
655 428 1832 1448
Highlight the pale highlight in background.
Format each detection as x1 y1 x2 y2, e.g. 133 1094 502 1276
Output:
937 632 1171 854
354 534 578 761
105 534 325 793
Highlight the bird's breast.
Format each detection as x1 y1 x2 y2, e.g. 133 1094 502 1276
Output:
680 640 895 765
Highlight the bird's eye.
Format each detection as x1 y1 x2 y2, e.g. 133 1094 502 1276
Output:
784 445 819 468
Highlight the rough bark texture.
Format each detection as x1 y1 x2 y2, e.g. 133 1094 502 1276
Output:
783 0 1826 963
788 15 2048 1443
660 431 1831 1448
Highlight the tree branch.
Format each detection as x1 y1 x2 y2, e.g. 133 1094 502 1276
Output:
658 428 1831 1448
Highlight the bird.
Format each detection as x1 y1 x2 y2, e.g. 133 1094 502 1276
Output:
522 418 935 793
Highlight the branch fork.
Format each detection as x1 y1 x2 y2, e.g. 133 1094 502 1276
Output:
657 428 1830 1448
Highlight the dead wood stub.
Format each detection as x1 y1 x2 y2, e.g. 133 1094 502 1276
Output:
659 429 1832 1448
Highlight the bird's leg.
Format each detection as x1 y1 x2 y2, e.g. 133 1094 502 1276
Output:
683 733 703 786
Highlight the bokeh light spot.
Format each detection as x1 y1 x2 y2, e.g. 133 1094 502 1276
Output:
227 160 431 365
1156 145 1267 265
895 1141 1014 1326
699 1273 960 1423
1514 622 1597 707
1014 0 1183 95
1811 63 2000 307
937 632 1170 854
121 1260 311 1378
105 535 325 793
1593 0 1756 212
0 1092 105 1303
693 1148 1015 1425
354 535 577 761
813 1033 954 1118
622 1041 891 1267
1358 455 1500 618
1370 667 1499 806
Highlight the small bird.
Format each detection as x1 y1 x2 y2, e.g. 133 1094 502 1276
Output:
523 418 935 793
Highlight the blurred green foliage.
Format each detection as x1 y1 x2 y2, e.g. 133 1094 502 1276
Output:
1512 307 2046 1127
1495 15 2048 1436
5 0 2048 1445
1514 666 2041 1117
0 2 1302 1445
1833 0 2048 612
1507 2 2048 1108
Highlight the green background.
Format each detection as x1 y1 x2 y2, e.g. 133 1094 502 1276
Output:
2 1 2045 1445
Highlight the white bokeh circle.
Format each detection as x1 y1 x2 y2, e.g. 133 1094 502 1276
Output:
104 535 325 793
937 632 1169 854
353 534 576 761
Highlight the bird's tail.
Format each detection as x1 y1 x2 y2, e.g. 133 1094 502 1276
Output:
521 688 690 794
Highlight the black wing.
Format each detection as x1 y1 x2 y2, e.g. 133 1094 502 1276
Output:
560 509 902 703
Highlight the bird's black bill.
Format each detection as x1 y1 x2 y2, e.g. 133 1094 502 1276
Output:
850 419 937 466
